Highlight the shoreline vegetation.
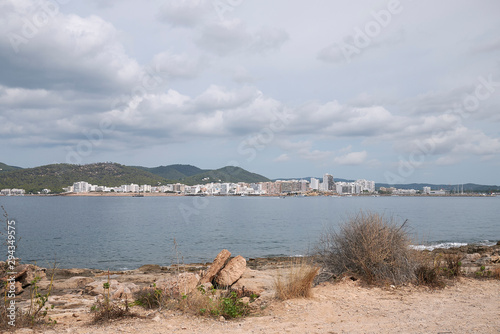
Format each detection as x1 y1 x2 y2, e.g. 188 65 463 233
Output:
2 212 499 332
1 244 499 333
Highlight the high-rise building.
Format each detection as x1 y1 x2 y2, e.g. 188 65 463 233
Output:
73 181 90 193
323 174 335 191
310 178 319 190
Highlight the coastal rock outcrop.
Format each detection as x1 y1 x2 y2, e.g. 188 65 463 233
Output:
200 249 231 284
54 276 95 290
215 255 246 287
155 272 200 297
231 268 274 298
0 263 46 288
84 280 139 300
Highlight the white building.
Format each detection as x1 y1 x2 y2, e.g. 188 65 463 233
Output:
310 178 319 190
423 186 431 194
73 181 90 193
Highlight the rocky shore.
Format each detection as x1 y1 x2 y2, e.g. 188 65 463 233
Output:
2 244 500 333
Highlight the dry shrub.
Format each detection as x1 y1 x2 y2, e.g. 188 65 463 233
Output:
274 259 319 300
133 285 164 309
315 211 417 285
493 267 500 280
442 253 463 278
90 298 134 324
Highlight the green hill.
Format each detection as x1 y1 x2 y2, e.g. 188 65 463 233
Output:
182 166 270 185
0 162 22 173
135 164 207 180
0 163 169 193
0 163 270 193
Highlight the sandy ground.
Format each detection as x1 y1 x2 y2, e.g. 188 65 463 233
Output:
13 277 500 334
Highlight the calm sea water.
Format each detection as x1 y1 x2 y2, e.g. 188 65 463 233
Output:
1 196 498 270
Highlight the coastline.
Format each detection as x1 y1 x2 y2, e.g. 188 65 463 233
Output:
3 192 497 197
2 245 499 333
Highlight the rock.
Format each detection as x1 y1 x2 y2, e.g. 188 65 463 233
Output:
139 264 161 273
465 253 482 262
15 281 23 294
231 268 273 298
491 255 500 263
200 249 231 284
1 264 27 282
198 282 213 293
156 273 200 298
54 276 95 290
219 316 225 322
19 264 46 287
476 256 491 265
215 255 246 287
465 245 489 254
84 279 119 296
53 268 95 279
497 240 500 246
111 283 139 300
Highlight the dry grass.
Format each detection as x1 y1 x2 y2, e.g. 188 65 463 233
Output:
493 267 500 280
90 298 135 324
442 253 463 278
315 211 417 285
274 259 319 300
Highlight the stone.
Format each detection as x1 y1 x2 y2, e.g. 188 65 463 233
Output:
491 255 500 263
139 264 161 272
19 264 46 287
155 273 200 298
111 283 139 300
497 240 500 246
200 249 231 284
54 276 95 290
197 281 213 294
84 279 119 296
1 264 27 282
15 281 23 294
476 256 491 265
215 255 246 287
84 280 139 300
231 268 274 298
465 253 481 262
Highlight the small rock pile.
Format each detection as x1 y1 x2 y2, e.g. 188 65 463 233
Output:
152 249 257 299
0 263 46 295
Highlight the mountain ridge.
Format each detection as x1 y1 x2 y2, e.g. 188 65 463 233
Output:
0 162 269 193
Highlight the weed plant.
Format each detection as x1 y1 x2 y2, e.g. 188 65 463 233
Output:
133 283 250 319
274 258 319 300
315 211 417 285
90 270 135 323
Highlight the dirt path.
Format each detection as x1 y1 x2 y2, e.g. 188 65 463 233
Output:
16 277 499 334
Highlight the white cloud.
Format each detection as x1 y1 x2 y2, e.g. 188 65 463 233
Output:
0 6 141 94
156 0 212 28
152 51 207 79
195 19 251 56
273 153 290 162
333 151 368 165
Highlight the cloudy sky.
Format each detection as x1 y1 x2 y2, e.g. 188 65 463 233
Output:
1 0 499 184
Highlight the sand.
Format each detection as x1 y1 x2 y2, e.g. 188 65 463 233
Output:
9 275 499 334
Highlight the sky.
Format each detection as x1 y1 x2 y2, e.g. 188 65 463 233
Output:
1 0 499 185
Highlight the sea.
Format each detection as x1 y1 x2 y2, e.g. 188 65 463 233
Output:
1 195 498 270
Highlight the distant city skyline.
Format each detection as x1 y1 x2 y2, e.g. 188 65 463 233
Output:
1 1 499 185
